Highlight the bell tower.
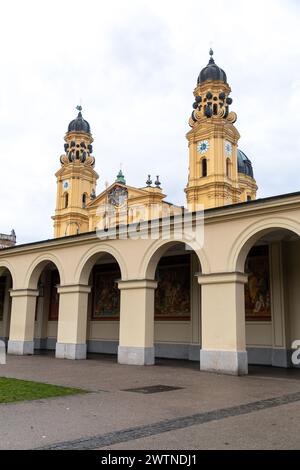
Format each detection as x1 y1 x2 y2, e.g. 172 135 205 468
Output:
185 50 257 211
53 106 99 237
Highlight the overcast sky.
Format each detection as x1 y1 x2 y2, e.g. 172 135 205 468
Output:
0 0 299 244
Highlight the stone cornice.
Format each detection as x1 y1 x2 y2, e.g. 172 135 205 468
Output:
9 289 39 297
197 272 248 285
57 284 92 294
118 279 158 290
1 192 300 258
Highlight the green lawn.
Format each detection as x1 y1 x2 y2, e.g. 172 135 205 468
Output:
0 377 88 404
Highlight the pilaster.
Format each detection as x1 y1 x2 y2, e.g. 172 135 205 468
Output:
8 289 39 355
198 272 248 375
56 284 91 360
118 279 157 365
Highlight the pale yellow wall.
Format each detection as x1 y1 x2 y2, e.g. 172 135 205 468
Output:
89 321 119 341
246 323 273 347
154 322 191 343
283 240 300 343
56 285 90 345
87 253 199 346
199 273 247 352
9 292 38 342
119 281 156 348
0 274 11 338
2 194 300 360
4 197 300 291
26 241 287 352
47 321 58 340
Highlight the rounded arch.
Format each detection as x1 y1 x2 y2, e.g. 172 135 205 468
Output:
82 193 88 208
202 158 208 177
226 158 231 178
63 192 69 209
0 259 16 288
140 238 210 280
75 244 128 285
25 253 65 289
228 217 300 272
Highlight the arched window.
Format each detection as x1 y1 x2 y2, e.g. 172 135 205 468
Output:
82 193 87 208
64 193 69 209
226 158 231 178
202 158 207 177
247 195 252 202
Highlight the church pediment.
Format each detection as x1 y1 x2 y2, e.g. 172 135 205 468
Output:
87 182 153 209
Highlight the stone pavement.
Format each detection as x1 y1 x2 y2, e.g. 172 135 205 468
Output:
0 354 300 450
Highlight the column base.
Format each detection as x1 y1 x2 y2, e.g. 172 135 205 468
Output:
200 349 248 376
118 346 155 365
55 343 87 360
7 340 34 356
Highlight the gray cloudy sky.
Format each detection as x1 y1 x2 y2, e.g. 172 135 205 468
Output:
0 0 300 244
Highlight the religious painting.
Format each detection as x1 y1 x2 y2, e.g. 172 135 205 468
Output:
0 277 6 322
48 270 60 321
155 255 191 320
92 264 121 320
245 245 271 321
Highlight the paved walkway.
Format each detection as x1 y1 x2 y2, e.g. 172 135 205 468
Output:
0 354 300 450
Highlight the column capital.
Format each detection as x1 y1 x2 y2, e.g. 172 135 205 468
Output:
118 279 158 291
9 289 39 298
57 284 92 294
197 272 248 286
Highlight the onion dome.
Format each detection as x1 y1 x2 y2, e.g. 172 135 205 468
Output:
237 149 254 178
68 105 91 134
197 49 227 85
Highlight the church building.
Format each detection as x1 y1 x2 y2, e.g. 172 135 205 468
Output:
1 51 300 375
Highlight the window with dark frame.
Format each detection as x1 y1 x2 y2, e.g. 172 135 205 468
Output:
202 158 207 177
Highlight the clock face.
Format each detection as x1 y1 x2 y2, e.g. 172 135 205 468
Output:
225 141 232 157
197 140 209 154
63 180 70 190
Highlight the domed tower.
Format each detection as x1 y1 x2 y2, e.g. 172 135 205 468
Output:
185 50 257 210
53 106 99 237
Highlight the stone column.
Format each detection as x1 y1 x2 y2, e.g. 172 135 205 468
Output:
118 279 157 365
198 272 248 375
7 289 39 355
55 284 91 360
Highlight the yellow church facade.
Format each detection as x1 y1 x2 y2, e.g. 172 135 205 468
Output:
0 51 300 375
53 105 177 239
